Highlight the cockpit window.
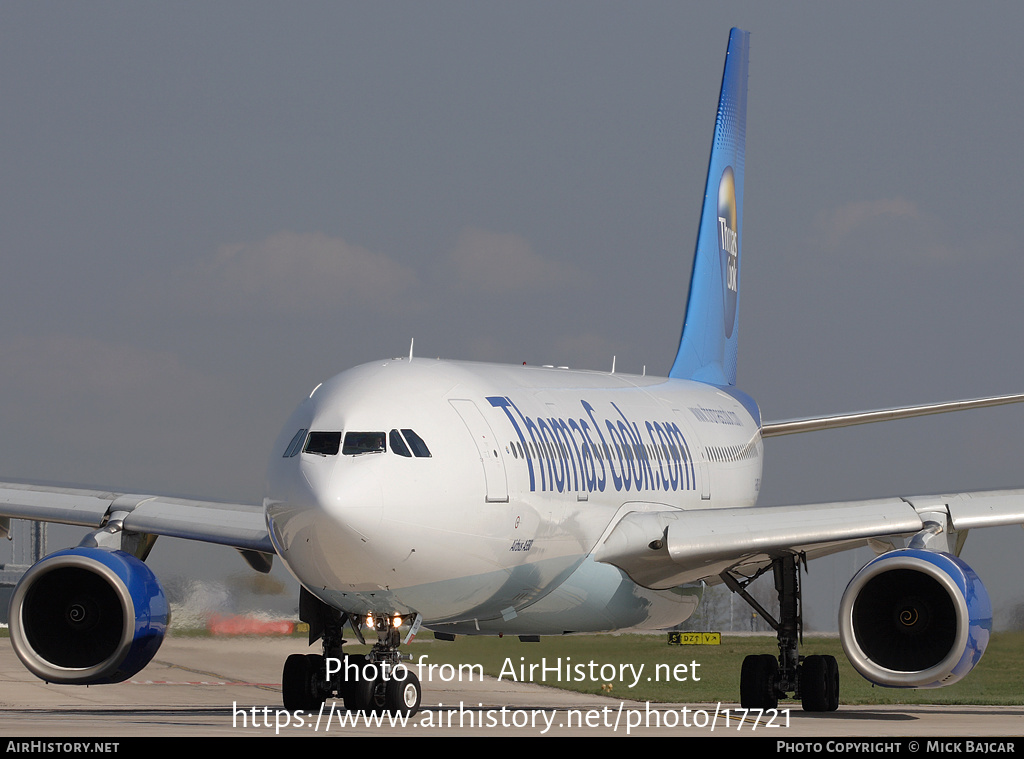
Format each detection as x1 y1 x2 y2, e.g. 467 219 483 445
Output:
389 429 412 457
401 429 431 458
304 431 341 456
283 428 308 457
342 431 386 455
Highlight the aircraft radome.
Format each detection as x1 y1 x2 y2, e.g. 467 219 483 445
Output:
4 28 1024 717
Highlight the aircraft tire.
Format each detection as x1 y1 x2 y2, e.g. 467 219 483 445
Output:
283 653 325 711
800 654 839 712
350 662 387 714
740 654 779 709
385 669 421 716
339 653 367 706
825 655 840 711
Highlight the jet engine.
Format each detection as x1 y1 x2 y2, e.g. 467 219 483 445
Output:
838 548 991 688
8 547 169 684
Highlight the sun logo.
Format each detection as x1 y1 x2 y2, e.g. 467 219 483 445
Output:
717 165 739 338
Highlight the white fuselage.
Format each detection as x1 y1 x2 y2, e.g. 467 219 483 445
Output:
264 358 762 635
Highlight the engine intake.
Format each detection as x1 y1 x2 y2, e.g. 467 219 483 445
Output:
839 549 991 688
8 548 169 684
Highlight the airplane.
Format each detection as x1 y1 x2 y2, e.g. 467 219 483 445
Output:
3 26 1024 717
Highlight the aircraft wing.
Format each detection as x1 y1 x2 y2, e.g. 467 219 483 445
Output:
761 392 1024 437
0 480 272 556
593 489 1024 590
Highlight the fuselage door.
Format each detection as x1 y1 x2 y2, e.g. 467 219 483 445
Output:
449 399 509 503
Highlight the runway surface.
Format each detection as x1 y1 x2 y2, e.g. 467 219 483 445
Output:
0 636 1021 738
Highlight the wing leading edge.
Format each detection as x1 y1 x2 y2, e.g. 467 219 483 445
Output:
0 481 272 568
594 488 1024 591
762 392 1024 437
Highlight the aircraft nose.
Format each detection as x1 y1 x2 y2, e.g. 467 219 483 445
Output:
320 457 384 539
286 449 385 542
267 452 388 591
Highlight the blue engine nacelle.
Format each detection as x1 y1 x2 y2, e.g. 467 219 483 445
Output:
8 547 169 684
838 549 991 688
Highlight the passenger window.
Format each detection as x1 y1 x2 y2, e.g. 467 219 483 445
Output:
342 431 386 455
304 431 341 456
389 429 412 457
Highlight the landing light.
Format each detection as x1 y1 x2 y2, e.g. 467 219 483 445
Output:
392 614 403 628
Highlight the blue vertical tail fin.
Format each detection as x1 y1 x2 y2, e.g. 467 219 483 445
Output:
669 28 749 387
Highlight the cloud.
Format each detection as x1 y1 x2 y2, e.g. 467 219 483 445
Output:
183 231 420 315
808 197 960 264
444 227 587 293
135 227 589 325
820 198 921 241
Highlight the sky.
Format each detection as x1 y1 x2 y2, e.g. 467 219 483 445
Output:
2 1 1024 632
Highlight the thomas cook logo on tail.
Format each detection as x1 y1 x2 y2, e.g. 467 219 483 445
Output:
717 166 739 339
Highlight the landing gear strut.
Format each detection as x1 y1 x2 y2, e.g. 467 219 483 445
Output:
722 553 839 712
282 589 422 716
344 613 422 716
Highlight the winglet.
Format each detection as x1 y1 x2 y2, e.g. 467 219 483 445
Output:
669 28 750 386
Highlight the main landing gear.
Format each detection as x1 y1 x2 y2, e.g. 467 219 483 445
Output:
723 554 839 712
282 589 422 716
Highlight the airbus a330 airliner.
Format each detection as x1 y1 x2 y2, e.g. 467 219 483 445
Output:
4 28 1024 716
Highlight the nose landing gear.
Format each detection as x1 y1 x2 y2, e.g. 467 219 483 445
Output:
282 590 422 716
342 612 422 716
